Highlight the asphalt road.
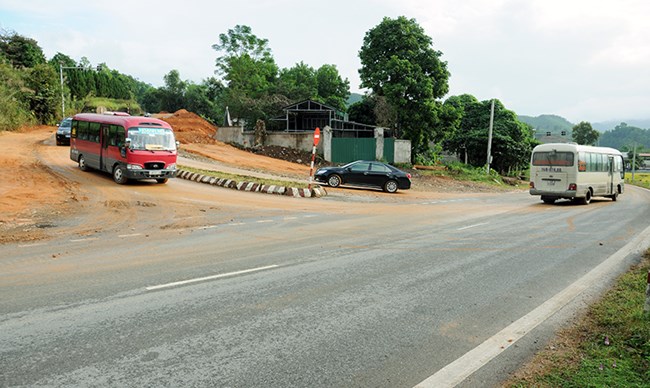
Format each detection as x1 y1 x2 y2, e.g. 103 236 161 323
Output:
2 143 650 387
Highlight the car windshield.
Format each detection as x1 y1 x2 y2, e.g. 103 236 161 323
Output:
128 127 176 151
59 118 72 128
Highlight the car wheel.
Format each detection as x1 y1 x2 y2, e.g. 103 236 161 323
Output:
610 191 618 201
78 155 88 171
384 180 398 193
581 190 592 205
327 174 341 188
156 178 168 184
113 165 128 185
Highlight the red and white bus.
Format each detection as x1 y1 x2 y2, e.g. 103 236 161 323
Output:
70 113 178 184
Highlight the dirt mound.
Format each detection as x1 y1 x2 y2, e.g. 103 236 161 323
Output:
161 109 217 144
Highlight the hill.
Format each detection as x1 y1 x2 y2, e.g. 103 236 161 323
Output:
518 114 574 132
346 93 363 107
592 119 650 132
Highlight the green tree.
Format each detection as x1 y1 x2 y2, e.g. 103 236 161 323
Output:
572 121 600 145
0 30 46 68
348 95 376 125
0 62 35 130
212 25 280 127
159 69 187 112
276 62 317 102
24 63 59 124
443 95 537 173
359 16 450 159
315 64 349 111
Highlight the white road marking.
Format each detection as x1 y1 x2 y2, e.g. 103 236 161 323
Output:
118 233 142 238
69 238 99 243
256 220 273 223
197 225 219 230
146 264 280 291
18 243 47 248
456 222 489 231
415 223 650 388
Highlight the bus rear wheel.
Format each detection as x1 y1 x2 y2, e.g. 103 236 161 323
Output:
581 190 592 205
113 165 128 185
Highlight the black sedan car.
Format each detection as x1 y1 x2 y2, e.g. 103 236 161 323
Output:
314 160 411 193
56 117 72 146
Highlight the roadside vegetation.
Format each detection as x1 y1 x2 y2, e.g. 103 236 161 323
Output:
506 250 650 387
179 166 308 189
414 162 528 189
626 172 650 190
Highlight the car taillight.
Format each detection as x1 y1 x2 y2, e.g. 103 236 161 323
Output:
407 173 412 180
529 182 535 189
568 183 577 190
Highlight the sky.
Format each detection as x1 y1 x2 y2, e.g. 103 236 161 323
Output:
1 0 649 123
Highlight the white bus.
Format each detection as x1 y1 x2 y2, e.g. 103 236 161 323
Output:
529 143 625 204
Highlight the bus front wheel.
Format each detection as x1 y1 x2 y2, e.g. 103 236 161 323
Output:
78 155 88 172
113 165 128 185
156 178 168 184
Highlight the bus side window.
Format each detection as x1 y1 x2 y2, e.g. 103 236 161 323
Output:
578 152 586 172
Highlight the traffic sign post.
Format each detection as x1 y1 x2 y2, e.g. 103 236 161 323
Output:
308 127 321 190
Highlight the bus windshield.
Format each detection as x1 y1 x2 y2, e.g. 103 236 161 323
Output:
128 127 176 151
532 151 574 166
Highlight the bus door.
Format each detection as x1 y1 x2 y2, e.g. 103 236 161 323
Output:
608 155 615 195
100 125 110 173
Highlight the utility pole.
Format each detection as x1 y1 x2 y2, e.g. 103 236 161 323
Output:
631 142 637 183
486 99 495 174
59 64 94 118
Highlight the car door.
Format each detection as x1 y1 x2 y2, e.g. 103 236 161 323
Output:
367 162 391 187
346 161 372 186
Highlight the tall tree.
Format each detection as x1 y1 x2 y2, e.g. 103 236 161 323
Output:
212 25 282 128
159 69 187 112
359 16 450 159
24 63 58 124
572 121 600 145
276 62 317 102
0 31 46 68
315 64 350 111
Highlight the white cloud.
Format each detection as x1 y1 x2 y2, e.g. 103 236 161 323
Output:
1 0 649 122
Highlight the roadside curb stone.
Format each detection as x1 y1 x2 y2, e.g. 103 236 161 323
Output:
176 169 326 198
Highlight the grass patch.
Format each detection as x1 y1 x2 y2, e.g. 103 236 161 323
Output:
415 162 527 188
626 172 650 190
179 165 309 189
506 250 650 387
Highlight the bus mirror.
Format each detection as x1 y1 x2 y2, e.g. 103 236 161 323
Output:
176 141 180 149
125 138 132 148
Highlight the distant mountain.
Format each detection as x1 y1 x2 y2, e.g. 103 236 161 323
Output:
592 119 650 132
518 114 574 132
518 114 574 143
346 93 363 107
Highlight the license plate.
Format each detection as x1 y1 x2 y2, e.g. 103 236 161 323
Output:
149 171 162 176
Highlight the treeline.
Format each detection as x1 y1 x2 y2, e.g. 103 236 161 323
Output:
599 122 650 150
2 19 542 173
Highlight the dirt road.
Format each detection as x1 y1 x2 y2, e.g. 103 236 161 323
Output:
0 126 516 244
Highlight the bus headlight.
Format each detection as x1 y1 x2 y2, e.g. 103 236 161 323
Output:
127 164 143 170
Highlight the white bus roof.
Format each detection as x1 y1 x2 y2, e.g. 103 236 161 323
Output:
532 143 622 155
